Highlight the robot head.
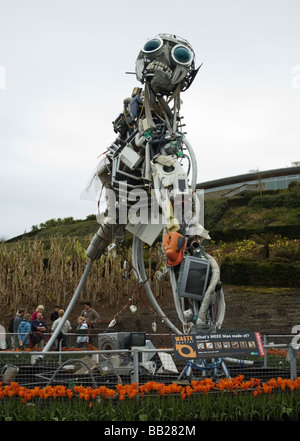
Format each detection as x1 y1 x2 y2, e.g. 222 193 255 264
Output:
136 33 199 96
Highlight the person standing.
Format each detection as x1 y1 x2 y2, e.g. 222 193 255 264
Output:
0 323 6 350
80 302 100 346
50 305 60 323
80 302 100 326
75 316 89 348
17 313 32 348
31 305 44 322
13 309 25 349
51 309 72 348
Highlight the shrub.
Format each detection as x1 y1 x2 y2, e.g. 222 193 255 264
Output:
221 261 300 287
204 199 229 230
211 225 300 242
248 187 300 210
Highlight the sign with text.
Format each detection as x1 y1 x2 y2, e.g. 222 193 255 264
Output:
172 330 265 360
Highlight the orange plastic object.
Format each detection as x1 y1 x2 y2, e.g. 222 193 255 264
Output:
163 232 186 267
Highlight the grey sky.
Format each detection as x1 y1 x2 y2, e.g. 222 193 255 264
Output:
1 0 299 239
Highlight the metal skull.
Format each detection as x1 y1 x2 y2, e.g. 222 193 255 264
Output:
135 33 199 96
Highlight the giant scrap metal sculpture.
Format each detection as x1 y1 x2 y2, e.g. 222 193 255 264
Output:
42 34 226 357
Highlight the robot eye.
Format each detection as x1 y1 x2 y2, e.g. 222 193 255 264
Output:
171 44 194 66
142 37 163 54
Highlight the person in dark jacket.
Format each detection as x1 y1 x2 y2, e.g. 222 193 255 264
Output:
50 305 60 323
12 309 25 349
31 312 47 348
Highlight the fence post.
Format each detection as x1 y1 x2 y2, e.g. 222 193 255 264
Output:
132 348 139 379
263 335 268 367
287 343 298 381
131 348 140 402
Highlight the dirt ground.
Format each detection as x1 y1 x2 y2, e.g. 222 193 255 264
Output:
66 284 299 338
2 284 299 339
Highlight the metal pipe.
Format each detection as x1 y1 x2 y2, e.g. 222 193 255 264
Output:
35 259 93 362
196 253 220 326
182 136 197 191
45 358 98 388
133 236 182 335
169 267 190 331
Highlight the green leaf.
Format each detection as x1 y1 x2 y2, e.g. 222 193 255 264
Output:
139 414 149 421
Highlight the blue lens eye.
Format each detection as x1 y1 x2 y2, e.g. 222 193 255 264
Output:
143 38 163 54
172 45 193 66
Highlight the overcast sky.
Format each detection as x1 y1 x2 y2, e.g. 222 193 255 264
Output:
0 0 299 239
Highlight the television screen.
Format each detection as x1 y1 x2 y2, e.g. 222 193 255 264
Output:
177 256 210 300
130 332 146 347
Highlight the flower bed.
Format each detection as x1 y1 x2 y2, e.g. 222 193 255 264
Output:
1 376 300 421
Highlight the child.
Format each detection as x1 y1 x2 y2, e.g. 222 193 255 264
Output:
75 316 89 348
17 313 32 348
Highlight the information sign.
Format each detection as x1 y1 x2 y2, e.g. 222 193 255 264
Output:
172 330 265 360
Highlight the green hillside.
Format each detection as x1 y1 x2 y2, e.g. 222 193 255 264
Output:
204 184 300 242
6 182 300 245
6 215 99 245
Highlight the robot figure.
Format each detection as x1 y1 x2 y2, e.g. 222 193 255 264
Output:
42 35 226 361
86 34 226 336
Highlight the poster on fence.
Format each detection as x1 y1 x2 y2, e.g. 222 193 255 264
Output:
172 330 265 360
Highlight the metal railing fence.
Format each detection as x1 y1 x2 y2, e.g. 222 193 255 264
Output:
0 333 299 389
